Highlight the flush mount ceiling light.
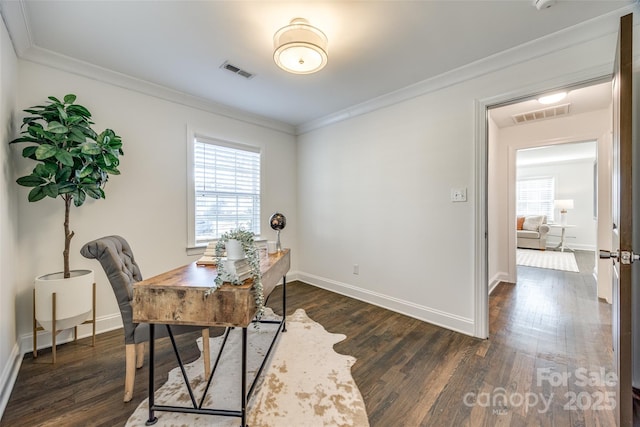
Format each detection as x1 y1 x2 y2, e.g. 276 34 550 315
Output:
532 0 557 10
273 18 328 74
538 92 567 104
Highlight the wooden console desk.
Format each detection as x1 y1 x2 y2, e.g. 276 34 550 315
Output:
132 249 290 426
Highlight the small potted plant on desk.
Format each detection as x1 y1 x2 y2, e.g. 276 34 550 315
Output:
213 228 264 318
10 94 123 361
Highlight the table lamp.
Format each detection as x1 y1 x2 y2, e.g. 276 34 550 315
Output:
555 199 574 225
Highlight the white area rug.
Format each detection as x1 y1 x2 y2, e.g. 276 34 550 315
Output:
126 308 369 427
516 249 579 272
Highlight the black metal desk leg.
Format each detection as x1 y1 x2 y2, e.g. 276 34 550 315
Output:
241 327 247 427
282 275 287 332
146 324 158 425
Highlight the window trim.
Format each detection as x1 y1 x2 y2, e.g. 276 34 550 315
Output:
186 128 263 251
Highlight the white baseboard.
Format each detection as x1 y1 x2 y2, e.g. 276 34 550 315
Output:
296 272 475 336
489 272 510 295
0 313 123 420
571 244 596 251
282 271 300 284
544 242 596 251
3 268 462 421
0 343 21 420
13 271 306 356
19 313 123 356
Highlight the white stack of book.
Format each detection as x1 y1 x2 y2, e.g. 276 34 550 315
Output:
196 242 219 266
222 258 252 282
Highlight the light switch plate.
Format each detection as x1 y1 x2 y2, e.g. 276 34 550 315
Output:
451 188 467 202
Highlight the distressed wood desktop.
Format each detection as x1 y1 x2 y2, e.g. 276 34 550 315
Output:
132 249 290 426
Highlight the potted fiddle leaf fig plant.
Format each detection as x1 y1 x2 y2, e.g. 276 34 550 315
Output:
10 94 124 340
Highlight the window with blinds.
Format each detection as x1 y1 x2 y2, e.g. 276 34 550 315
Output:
516 177 555 221
193 138 261 244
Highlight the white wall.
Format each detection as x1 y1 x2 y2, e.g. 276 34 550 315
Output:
10 61 298 352
2 5 637 410
488 115 510 293
517 156 597 251
0 15 19 416
297 14 630 336
490 109 611 289
298 89 477 333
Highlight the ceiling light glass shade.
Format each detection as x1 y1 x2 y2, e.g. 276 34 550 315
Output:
538 92 567 104
273 18 328 74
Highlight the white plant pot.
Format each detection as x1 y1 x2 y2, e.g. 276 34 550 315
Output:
34 269 94 332
226 239 246 260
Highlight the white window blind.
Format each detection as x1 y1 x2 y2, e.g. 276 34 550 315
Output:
193 138 261 244
516 177 555 221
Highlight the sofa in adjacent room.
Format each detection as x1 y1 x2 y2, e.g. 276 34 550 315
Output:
516 215 550 250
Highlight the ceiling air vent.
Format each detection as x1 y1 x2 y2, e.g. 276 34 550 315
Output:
220 61 254 79
511 103 571 125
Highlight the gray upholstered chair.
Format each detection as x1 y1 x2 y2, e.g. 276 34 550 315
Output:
80 235 210 402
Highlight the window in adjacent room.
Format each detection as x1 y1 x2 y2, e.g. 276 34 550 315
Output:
516 176 555 221
188 135 261 247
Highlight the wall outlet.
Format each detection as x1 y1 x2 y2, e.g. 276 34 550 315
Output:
353 264 359 275
451 188 467 202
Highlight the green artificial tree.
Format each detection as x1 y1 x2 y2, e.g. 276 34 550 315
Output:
10 94 123 278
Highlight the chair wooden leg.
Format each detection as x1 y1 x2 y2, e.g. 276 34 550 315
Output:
124 344 136 402
135 342 145 369
202 328 210 379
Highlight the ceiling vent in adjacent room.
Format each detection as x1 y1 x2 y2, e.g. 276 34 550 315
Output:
511 103 571 125
220 61 254 79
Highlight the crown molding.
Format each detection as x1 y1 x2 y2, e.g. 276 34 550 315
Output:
2 1 637 137
297 3 639 135
23 46 296 135
0 0 296 136
0 0 31 57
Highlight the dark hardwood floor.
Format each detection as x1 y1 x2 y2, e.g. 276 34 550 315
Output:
1 250 614 426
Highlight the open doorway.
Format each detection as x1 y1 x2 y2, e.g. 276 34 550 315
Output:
486 80 613 333
516 141 597 252
482 83 617 424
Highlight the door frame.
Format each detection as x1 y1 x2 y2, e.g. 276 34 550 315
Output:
474 71 613 338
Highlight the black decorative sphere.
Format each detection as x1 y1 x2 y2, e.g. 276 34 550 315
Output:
269 212 286 231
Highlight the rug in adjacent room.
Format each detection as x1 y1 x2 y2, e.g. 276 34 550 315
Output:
516 248 579 272
126 308 369 427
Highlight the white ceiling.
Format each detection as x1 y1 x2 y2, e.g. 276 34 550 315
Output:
517 140 597 166
0 0 633 129
490 81 612 129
